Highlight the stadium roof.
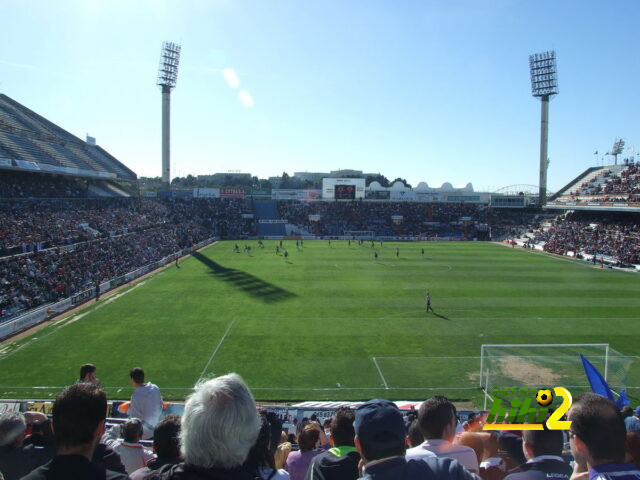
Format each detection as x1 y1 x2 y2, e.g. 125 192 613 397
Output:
0 94 136 181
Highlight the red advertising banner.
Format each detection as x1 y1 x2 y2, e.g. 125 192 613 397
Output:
220 188 245 199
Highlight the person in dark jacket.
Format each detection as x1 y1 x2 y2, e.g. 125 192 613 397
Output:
353 399 473 480
306 407 360 480
0 411 54 480
145 373 260 480
504 418 572 480
130 415 182 480
20 383 128 480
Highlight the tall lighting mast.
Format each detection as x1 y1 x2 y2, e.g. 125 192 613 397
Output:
157 41 181 187
529 51 558 205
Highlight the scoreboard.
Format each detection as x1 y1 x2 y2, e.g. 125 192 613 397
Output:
322 178 365 200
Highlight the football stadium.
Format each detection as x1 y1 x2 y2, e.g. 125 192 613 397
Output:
1 2 640 479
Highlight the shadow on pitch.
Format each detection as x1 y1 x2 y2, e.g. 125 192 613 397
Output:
192 252 296 304
429 311 450 320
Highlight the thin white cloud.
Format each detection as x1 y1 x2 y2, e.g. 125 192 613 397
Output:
0 59 38 70
238 90 254 108
223 68 240 89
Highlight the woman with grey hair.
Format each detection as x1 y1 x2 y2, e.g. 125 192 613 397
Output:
146 373 261 480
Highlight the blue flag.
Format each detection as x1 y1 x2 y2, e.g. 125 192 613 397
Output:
580 354 629 408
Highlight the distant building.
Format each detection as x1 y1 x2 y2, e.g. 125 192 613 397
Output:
293 172 329 183
197 173 252 183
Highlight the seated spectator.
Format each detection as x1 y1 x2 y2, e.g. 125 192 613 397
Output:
567 393 640 480
145 373 260 480
21 383 127 479
243 413 290 480
0 411 54 480
406 396 479 473
625 407 640 434
77 363 100 385
503 419 571 480
625 433 640 470
354 399 473 480
307 406 360 480
285 424 329 480
130 415 182 480
275 443 293 471
455 433 484 470
103 418 155 474
407 419 424 448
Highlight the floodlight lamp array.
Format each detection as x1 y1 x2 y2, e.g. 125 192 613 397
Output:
529 50 558 97
612 139 625 155
157 42 181 89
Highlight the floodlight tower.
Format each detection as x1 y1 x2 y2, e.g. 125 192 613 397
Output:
611 138 625 165
529 51 558 205
157 41 181 187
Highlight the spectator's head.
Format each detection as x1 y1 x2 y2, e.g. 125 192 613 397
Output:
568 393 626 467
274 442 292 471
0 412 26 447
153 414 181 459
621 406 633 418
522 418 564 459
330 407 356 447
122 418 144 443
626 432 640 469
406 418 424 448
354 399 406 462
456 432 484 465
129 367 145 386
417 396 457 441
298 424 320 452
79 363 97 383
244 414 276 475
635 406 640 419
180 373 260 469
52 383 107 452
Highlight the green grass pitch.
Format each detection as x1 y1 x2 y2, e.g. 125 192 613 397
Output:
1 240 639 407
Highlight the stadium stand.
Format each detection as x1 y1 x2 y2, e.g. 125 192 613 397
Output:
525 211 640 267
254 200 287 236
549 162 640 209
0 94 136 184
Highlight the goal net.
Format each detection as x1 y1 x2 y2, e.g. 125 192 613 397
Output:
479 344 635 408
344 230 375 239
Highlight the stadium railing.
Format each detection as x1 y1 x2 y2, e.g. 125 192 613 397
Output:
0 236 218 341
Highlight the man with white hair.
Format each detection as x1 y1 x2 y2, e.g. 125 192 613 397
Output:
146 373 261 480
0 411 54 480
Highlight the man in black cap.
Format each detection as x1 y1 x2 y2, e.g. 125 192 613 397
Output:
353 399 473 480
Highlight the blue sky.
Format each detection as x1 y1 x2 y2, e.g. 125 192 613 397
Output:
0 0 638 191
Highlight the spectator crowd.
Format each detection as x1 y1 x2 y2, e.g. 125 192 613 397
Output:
2 372 640 480
528 211 640 266
0 198 255 319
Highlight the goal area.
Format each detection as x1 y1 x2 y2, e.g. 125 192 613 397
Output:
479 343 634 409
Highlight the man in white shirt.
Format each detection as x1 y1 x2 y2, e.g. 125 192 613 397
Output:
406 396 479 474
129 367 164 440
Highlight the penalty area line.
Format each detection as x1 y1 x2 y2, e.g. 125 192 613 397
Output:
197 318 237 382
372 357 389 389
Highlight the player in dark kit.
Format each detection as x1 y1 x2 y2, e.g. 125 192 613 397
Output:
284 250 289 260
374 251 378 261
425 292 434 313
421 248 424 257
396 248 399 257
95 282 100 301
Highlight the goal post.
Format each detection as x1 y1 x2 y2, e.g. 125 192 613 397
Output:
344 230 375 239
479 343 633 409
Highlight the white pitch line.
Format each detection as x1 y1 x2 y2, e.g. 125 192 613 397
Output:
372 357 389 389
197 318 237 382
0 281 146 362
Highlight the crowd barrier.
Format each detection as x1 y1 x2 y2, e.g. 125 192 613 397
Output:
0 237 217 341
